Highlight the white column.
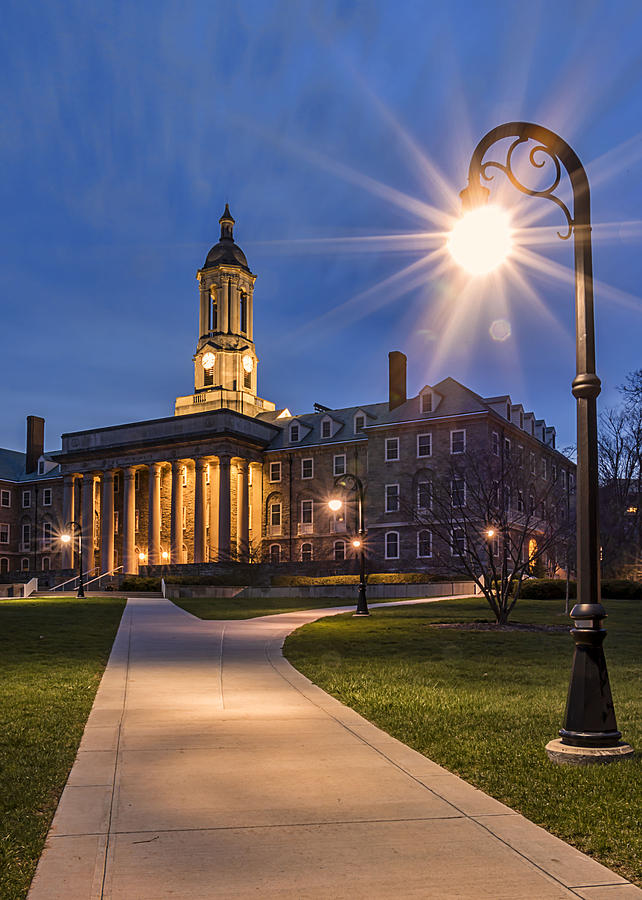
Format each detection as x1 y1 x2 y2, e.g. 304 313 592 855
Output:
62 475 75 569
218 454 231 562
122 466 136 574
237 459 249 562
250 463 261 553
194 458 207 564
101 471 115 573
81 473 95 575
219 277 229 333
208 460 219 562
171 460 184 563
148 462 162 566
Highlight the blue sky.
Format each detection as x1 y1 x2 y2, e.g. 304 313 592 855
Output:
1 0 641 453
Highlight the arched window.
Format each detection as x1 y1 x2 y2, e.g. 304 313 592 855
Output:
210 289 218 331
0 558 8 574
334 540 345 561
385 531 399 559
21 558 29 572
42 557 50 571
269 544 281 565
301 542 312 563
239 292 248 334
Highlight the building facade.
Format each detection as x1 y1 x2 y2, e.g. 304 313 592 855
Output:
0 207 575 580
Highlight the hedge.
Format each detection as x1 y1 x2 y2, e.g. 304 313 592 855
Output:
518 578 642 600
270 573 460 587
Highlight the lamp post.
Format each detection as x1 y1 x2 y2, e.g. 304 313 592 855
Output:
329 473 369 616
452 122 632 763
61 520 84 598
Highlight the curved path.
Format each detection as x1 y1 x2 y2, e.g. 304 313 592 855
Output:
29 597 639 899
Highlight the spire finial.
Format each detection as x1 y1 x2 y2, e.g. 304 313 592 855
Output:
219 203 235 240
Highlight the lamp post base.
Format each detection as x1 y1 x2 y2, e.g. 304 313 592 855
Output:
545 738 634 766
353 611 370 617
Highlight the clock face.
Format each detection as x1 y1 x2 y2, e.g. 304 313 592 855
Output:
201 352 216 370
242 354 254 373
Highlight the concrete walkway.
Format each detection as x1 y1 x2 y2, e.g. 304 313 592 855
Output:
29 597 640 899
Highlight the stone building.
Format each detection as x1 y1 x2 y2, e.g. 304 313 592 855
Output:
0 206 575 579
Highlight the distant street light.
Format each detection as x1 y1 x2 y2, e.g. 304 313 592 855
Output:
452 121 633 763
328 474 369 616
61 520 84 598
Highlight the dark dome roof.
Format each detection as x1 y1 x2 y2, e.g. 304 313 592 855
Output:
203 204 251 273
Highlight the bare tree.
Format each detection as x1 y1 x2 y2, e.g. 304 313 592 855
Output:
599 372 642 579
408 444 574 624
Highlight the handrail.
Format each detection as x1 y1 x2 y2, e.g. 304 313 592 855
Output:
51 566 99 592
84 565 123 589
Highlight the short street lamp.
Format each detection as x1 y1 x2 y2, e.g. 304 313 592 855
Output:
60 520 84 598
452 121 633 764
328 473 369 616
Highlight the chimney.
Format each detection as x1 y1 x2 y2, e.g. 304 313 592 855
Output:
388 351 407 411
26 416 44 474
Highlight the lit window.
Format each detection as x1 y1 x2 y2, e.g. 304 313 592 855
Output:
385 437 399 461
290 424 299 442
0 490 10 508
385 531 399 559
269 461 282 483
385 484 400 513
244 370 251 389
354 415 365 433
417 481 432 510
22 491 31 508
301 458 313 479
321 419 332 439
450 430 466 454
333 454 346 476
451 476 466 507
491 432 499 456
301 542 313 562
417 434 432 458
417 530 432 558
334 540 346 561
420 392 432 413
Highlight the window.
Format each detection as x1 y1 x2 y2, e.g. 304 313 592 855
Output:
552 464 557 483
561 470 567 490
333 454 346 476
289 423 299 442
541 458 548 480
247 503 251 531
417 529 432 558
301 458 313 479
114 511 119 533
42 557 50 571
21 558 29 572
22 523 31 546
205 464 210 486
269 544 280 564
385 531 399 559
136 510 141 532
270 502 282 534
42 522 52 548
301 499 313 526
181 506 186 530
417 481 432 510
504 437 511 457
210 290 218 330
450 430 466 454
451 526 466 555
451 476 466 507
22 490 31 508
114 473 120 493
204 364 214 387
569 473 575 492
420 392 433 413
1 490 10 508
239 292 248 334
334 540 346 561
530 453 536 476
0 524 9 544
182 465 188 487
385 484 400 513
517 491 524 513
385 437 399 461
301 542 313 563
43 488 52 506
135 471 140 491
321 419 332 439
417 433 432 457
491 432 499 456
492 481 499 507
0 557 8 572
529 494 535 516
504 486 511 511
354 414 365 433
269 461 282 483
38 460 45 475
517 445 524 468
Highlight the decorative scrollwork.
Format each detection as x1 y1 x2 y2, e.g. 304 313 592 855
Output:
478 136 574 240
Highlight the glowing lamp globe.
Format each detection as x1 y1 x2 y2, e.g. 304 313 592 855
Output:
486 528 496 539
60 533 71 544
352 539 362 549
448 206 512 275
139 552 146 562
328 499 342 512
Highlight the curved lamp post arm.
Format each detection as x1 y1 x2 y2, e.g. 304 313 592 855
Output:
461 121 599 610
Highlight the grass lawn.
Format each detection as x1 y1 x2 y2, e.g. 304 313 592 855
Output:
284 596 642 886
171 594 361 619
0 596 126 900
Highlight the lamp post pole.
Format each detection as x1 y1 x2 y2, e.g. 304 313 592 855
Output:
459 122 632 763
65 520 84 599
332 474 369 617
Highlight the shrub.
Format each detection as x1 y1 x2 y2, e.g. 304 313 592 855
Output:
270 573 459 587
519 579 577 600
121 576 161 592
601 579 642 599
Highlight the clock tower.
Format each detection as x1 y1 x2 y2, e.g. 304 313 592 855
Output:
175 205 275 417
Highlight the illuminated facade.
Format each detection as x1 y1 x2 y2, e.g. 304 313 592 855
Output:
0 207 574 580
